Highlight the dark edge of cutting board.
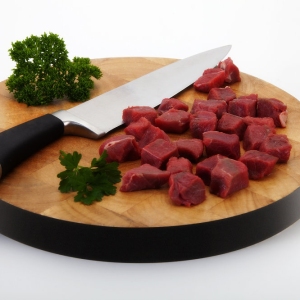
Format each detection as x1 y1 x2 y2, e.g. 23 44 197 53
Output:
0 187 299 263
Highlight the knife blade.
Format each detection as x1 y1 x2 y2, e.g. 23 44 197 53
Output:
0 45 231 179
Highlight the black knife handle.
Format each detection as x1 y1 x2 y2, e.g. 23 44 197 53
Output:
0 114 64 178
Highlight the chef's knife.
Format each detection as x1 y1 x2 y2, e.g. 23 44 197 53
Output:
0 45 231 179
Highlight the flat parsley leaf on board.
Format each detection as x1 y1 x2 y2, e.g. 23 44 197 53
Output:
57 150 122 205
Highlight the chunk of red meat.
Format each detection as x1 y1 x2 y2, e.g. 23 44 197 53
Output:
124 117 170 149
243 124 275 151
218 57 241 84
243 116 275 129
190 99 227 118
203 67 224 74
239 150 278 179
257 98 288 127
141 139 179 169
228 98 257 117
190 111 217 139
157 98 189 115
259 134 292 163
120 164 170 192
217 113 247 140
122 106 157 125
155 108 191 134
207 86 236 103
237 93 258 101
203 131 240 160
195 154 227 185
175 138 204 162
210 158 249 198
166 157 193 174
193 70 226 93
169 172 206 207
99 134 140 162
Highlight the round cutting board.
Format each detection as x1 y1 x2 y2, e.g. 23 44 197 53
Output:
0 57 300 263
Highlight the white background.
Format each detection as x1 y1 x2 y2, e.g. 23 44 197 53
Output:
1 1 300 299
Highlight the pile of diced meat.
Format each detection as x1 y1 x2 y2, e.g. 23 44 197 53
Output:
99 57 292 207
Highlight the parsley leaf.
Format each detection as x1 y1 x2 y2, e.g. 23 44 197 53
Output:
6 32 102 106
57 150 121 205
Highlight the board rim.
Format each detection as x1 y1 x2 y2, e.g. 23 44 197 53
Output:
0 187 299 262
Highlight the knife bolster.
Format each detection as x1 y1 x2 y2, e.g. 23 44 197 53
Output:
0 114 64 179
53 110 106 139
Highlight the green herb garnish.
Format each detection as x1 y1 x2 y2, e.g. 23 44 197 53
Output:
57 150 121 205
6 32 102 106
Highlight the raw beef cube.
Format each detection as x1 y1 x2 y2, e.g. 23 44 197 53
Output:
207 86 236 103
141 139 179 169
259 134 292 163
195 154 226 185
217 113 247 140
210 158 249 198
175 138 204 162
157 98 189 115
166 157 193 174
124 117 170 149
228 98 257 117
99 134 140 162
218 57 241 84
237 93 258 101
243 124 275 151
122 106 157 125
124 117 152 140
120 164 170 192
169 172 206 207
257 98 288 127
243 116 275 129
190 99 227 118
203 67 224 74
193 70 226 93
203 131 241 160
155 108 191 134
239 150 278 180
190 111 217 139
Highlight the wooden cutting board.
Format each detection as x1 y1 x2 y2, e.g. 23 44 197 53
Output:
0 57 300 262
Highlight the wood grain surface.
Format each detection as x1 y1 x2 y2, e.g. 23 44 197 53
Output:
0 57 300 228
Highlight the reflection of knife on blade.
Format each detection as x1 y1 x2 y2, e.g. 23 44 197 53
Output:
0 45 231 179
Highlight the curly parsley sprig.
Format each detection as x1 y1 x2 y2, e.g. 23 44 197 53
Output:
57 150 121 205
6 32 102 106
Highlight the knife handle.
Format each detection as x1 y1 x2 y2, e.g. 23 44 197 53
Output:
0 114 64 179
